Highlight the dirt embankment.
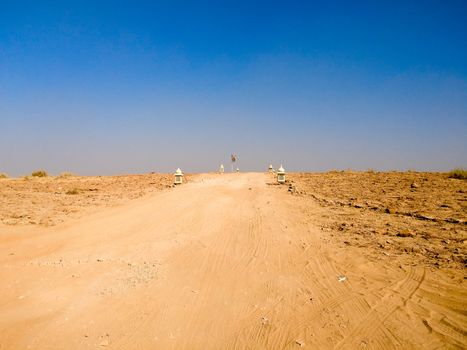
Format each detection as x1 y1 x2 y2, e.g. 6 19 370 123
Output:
287 171 467 270
0 174 176 227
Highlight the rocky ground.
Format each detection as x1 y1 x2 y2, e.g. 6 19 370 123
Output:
0 173 176 226
287 171 467 270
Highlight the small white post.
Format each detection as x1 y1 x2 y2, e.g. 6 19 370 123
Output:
174 168 184 185
277 165 286 183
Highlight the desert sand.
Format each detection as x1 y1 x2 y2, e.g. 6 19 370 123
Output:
0 172 465 349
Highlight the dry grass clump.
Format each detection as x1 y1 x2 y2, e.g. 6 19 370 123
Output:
31 170 48 177
65 188 81 195
0 173 8 179
447 169 467 180
57 172 75 179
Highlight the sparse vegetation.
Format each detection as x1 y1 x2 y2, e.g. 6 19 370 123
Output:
0 173 8 179
0 173 173 226
31 170 48 177
57 172 75 179
447 168 467 180
65 188 81 195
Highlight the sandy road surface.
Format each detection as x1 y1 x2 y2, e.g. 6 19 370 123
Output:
0 173 465 349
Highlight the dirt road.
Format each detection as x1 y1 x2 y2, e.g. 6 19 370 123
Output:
0 173 465 349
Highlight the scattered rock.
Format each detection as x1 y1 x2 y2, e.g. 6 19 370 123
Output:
413 213 435 221
446 218 460 224
385 207 397 214
411 181 419 189
422 319 433 333
439 253 452 262
397 229 415 238
337 275 347 282
295 339 305 347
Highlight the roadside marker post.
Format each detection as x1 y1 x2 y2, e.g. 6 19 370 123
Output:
277 165 286 183
174 168 184 185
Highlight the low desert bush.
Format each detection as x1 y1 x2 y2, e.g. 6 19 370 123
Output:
57 172 75 179
65 188 81 195
448 169 467 180
31 170 48 177
0 173 8 179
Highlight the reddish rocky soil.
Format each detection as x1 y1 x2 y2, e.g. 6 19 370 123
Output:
287 171 467 271
0 174 175 226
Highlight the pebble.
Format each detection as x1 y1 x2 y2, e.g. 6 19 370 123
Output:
385 207 397 214
99 339 109 347
397 229 415 238
295 339 305 347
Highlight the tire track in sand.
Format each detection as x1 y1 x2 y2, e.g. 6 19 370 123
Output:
334 267 426 349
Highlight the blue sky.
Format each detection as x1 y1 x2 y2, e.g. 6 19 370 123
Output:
1 1 466 175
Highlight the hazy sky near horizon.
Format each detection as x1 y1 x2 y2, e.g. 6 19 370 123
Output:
1 1 466 176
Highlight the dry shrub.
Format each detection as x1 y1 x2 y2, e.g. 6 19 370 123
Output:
57 172 75 179
31 170 48 177
0 173 8 179
34 171 48 177
448 169 467 180
65 188 81 195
